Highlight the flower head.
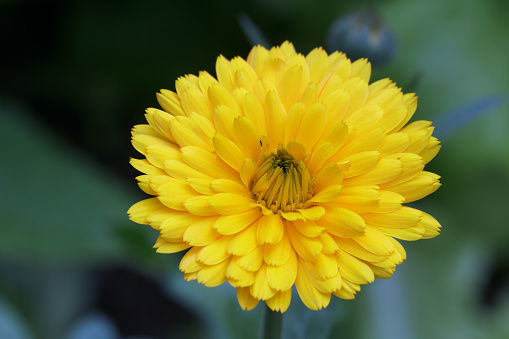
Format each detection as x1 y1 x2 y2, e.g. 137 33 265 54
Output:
128 42 441 313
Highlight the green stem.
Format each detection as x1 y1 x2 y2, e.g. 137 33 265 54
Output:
263 304 283 339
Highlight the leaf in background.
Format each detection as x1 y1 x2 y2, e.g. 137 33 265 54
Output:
237 13 272 48
0 296 35 339
433 94 507 140
0 99 141 264
64 312 120 339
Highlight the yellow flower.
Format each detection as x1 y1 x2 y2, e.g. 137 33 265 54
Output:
128 41 441 313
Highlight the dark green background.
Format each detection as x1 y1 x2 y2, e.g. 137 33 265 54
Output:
1 0 509 338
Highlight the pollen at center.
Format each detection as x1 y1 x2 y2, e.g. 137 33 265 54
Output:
251 147 313 213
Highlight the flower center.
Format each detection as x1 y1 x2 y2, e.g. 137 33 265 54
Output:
251 147 312 213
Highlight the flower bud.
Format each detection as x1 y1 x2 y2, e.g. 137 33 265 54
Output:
326 10 397 66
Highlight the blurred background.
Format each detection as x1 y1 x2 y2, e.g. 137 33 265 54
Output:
1 0 509 338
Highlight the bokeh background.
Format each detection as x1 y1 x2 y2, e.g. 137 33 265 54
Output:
1 0 509 338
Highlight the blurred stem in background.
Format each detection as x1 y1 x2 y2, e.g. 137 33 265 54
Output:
263 306 282 339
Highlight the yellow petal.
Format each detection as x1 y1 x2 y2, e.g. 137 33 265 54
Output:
306 142 336 177
256 214 284 245
336 250 374 284
197 236 231 265
250 264 276 300
317 206 366 237
313 162 345 194
226 223 258 256
198 70 218 93
383 171 441 203
181 146 238 181
362 206 422 229
266 289 292 313
266 249 298 291
156 90 185 116
213 105 237 141
186 178 214 195
337 238 389 263
383 153 424 187
233 116 262 160
160 213 201 240
373 190 404 213
130 158 166 175
208 83 241 114
296 206 326 221
264 227 292 266
197 259 229 287
295 260 331 310
236 245 264 271
215 55 233 91
127 197 166 224
296 102 327 152
331 127 386 161
214 208 262 235
226 257 253 280
287 223 323 261
164 160 214 181
236 287 259 311
342 151 381 178
144 144 181 168
169 117 210 149
179 247 203 273
352 226 394 256
293 219 325 237
351 58 371 82
210 178 251 195
213 133 246 172
179 86 213 120
243 93 267 136
156 180 197 211
370 223 425 241
420 211 442 239
307 185 343 203
240 159 256 188
343 158 403 187
306 47 328 83
265 90 287 145
209 193 255 215
184 196 218 216
183 217 221 246
132 133 176 156
333 279 360 300
154 236 190 253
279 65 304 110
378 132 411 157
318 233 339 254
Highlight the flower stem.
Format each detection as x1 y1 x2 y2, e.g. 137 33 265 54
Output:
263 304 282 339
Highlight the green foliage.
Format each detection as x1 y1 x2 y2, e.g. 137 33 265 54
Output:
1 0 509 338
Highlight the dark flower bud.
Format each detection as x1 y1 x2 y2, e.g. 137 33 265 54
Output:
326 10 397 66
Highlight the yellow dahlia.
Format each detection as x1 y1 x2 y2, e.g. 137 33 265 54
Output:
128 41 441 313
